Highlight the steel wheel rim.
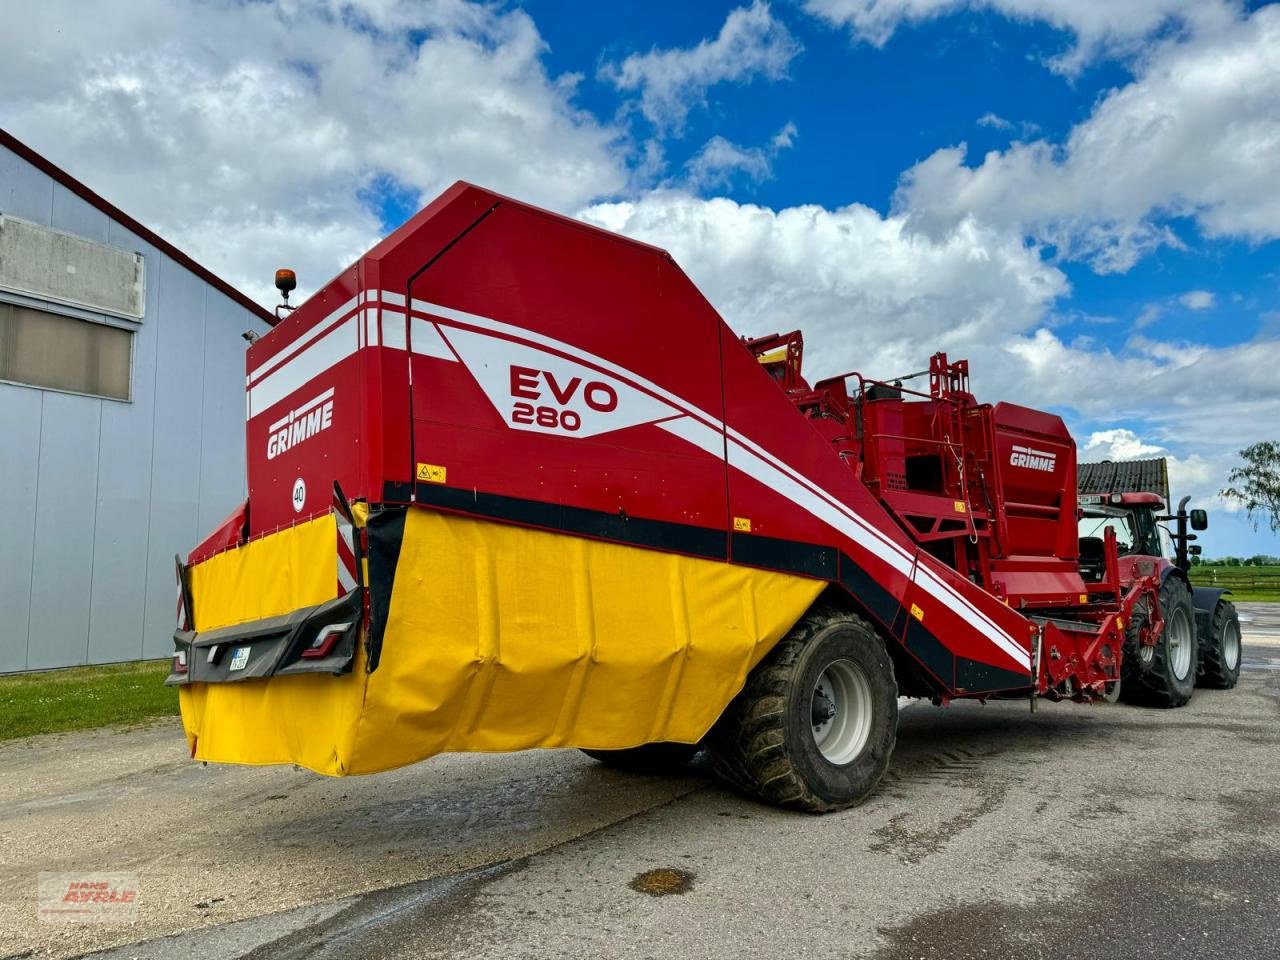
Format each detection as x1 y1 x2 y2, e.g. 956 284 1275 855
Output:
1222 619 1241 671
811 659 873 766
1167 606 1193 681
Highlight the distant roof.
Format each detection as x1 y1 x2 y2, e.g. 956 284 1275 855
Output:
0 127 274 326
1078 457 1170 506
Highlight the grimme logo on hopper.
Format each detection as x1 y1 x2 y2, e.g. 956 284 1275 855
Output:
1010 443 1056 473
267 387 334 459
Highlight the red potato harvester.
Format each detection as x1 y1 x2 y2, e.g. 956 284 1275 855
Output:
168 183 1238 812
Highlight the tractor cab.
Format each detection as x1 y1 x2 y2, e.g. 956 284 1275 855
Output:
1078 492 1168 582
1077 491 1208 581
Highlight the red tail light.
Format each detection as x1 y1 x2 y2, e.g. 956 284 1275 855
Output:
300 623 350 660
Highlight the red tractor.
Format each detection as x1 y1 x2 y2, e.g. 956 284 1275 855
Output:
1078 460 1242 701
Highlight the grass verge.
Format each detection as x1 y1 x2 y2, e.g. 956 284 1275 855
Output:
0 660 178 742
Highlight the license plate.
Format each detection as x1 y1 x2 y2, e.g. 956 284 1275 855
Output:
229 647 251 672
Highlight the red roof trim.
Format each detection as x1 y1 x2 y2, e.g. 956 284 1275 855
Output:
0 127 275 326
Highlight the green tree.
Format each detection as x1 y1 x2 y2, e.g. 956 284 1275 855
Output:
1221 441 1280 534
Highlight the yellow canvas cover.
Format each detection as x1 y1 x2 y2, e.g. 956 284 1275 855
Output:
179 507 823 776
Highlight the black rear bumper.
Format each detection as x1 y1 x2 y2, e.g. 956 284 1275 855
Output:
166 589 363 685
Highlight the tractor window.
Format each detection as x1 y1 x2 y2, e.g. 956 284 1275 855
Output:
1156 523 1176 562
1077 515 1135 554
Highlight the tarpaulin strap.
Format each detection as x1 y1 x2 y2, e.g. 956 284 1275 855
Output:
174 555 192 631
333 482 360 596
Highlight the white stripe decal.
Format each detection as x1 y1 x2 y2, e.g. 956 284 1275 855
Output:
382 310 406 351
249 295 359 386
410 317 455 360
337 563 357 592
402 290 1026 669
656 416 721 458
727 423 1024 668
913 565 1029 667
248 317 358 419
724 439 915 578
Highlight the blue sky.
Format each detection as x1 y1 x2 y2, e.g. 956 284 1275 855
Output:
3 0 1278 555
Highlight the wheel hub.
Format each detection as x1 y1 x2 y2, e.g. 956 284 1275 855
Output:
810 659 874 766
1167 606 1193 681
812 689 836 726
1222 618 1241 672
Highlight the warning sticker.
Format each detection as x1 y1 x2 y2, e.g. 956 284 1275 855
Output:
732 517 752 533
909 603 924 622
416 463 447 484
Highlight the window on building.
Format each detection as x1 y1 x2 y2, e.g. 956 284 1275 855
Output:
0 302 132 401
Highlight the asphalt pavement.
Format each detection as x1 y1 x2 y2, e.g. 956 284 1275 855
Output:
2 604 1277 960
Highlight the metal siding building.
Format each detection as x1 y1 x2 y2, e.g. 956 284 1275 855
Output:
0 130 272 672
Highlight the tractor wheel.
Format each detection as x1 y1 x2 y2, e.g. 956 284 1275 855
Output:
1197 600 1242 690
580 742 700 773
704 605 897 813
1121 576 1197 708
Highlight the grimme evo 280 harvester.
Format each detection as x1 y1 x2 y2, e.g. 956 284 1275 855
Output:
168 182 1213 812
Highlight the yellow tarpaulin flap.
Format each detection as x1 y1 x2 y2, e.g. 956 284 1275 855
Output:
180 513 366 775
349 509 822 772
180 507 823 777
189 514 337 630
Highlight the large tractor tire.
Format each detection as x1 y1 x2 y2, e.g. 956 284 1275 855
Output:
1121 576 1198 708
705 606 897 813
1197 600 1242 690
580 742 700 773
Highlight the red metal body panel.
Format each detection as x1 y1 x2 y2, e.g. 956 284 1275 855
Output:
228 180 1144 704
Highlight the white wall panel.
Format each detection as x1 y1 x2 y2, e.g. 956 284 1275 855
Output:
26 391 101 669
140 257 207 659
50 183 110 244
87 226 162 663
0 147 53 224
197 289 250 534
0 384 42 671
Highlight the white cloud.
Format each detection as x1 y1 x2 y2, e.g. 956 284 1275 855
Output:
581 193 1280 495
895 5 1280 274
1080 428 1163 461
1179 290 1216 310
600 1 801 133
1134 304 1163 329
771 121 799 150
0 0 627 304
976 112 1040 139
1079 428 1219 508
685 138 773 190
684 123 797 191
581 192 1067 381
803 0 1238 73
